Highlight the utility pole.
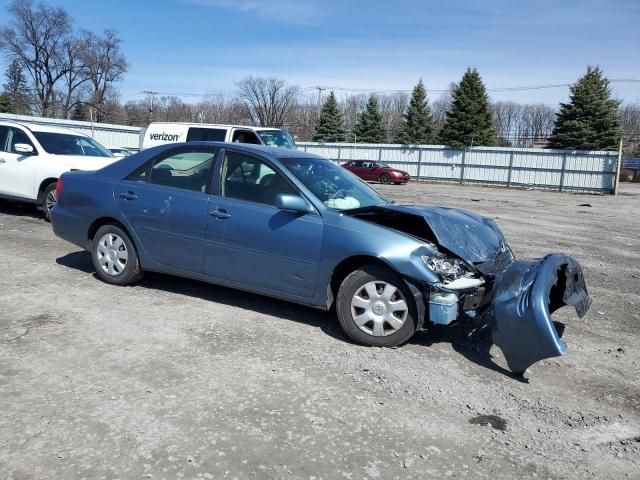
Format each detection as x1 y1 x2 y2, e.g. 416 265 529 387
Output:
142 90 158 122
315 86 326 103
315 86 326 126
89 106 94 138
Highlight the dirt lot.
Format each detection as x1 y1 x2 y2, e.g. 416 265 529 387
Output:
1 182 639 479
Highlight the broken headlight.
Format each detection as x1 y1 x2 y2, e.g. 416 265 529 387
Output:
422 256 467 281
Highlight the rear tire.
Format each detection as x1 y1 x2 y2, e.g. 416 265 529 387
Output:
336 264 417 347
42 183 57 222
91 224 143 285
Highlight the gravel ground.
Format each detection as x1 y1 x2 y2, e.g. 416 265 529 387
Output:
1 182 639 480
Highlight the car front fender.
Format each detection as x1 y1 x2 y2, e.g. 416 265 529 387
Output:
487 253 591 375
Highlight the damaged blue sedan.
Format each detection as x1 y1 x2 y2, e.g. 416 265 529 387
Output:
51 143 591 375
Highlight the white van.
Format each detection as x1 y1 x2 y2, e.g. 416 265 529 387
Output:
140 122 296 150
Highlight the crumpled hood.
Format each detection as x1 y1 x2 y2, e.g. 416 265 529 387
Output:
380 204 508 263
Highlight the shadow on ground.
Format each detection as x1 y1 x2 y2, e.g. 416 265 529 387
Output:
412 324 528 382
0 199 42 219
56 249 525 380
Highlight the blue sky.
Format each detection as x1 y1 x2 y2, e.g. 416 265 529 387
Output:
0 0 639 105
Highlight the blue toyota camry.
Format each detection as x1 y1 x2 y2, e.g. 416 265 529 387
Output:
51 142 591 374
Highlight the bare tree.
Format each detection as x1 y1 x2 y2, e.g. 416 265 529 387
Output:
431 91 453 140
0 0 73 116
519 104 555 147
619 103 640 153
194 95 251 125
236 76 300 127
100 90 127 124
490 101 555 147
378 93 409 142
60 34 91 118
341 94 368 140
82 29 127 122
124 99 149 126
491 101 522 146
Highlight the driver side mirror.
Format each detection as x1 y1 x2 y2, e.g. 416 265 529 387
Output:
14 143 35 155
275 194 314 214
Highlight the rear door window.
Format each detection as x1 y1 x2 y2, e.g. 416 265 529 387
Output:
186 127 227 142
127 147 218 193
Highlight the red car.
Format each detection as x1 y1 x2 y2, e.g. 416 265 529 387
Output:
342 160 410 184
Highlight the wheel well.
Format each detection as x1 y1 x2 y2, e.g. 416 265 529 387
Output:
37 178 58 204
327 255 391 309
88 217 130 242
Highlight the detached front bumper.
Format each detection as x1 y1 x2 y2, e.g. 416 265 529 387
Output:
485 253 591 374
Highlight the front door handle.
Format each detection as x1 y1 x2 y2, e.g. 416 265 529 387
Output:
209 208 231 219
0 159 6 164
120 191 138 200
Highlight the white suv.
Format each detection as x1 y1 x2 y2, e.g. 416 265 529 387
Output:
0 121 119 221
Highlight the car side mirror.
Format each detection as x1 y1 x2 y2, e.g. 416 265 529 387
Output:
275 194 314 214
14 143 35 155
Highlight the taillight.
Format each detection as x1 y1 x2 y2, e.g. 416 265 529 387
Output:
55 178 63 198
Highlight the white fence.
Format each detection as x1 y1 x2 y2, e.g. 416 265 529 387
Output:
298 142 619 194
0 113 142 149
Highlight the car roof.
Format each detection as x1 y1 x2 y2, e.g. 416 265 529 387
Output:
0 120 90 136
148 122 286 132
174 141 324 160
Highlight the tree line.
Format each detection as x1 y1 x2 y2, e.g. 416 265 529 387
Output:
0 0 637 153
313 67 626 151
0 0 126 121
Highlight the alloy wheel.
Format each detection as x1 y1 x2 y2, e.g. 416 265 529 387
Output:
45 189 57 217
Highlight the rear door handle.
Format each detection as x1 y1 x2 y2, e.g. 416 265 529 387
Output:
0 159 6 164
120 192 138 200
209 208 231 219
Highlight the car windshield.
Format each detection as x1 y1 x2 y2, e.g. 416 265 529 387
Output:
280 157 391 210
257 130 296 149
33 132 113 157
378 161 391 168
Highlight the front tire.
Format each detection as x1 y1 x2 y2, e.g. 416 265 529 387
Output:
380 174 391 184
91 224 143 285
42 183 57 222
336 264 418 347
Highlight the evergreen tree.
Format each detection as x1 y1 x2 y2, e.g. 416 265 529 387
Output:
313 91 346 142
547 66 621 150
0 92 12 113
2 60 31 115
439 68 495 148
396 79 433 144
354 96 387 143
